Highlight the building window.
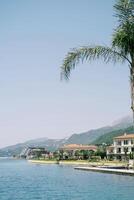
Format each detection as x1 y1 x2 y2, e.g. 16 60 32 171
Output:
132 148 134 152
117 148 121 153
117 141 121 145
124 147 128 154
131 140 134 145
124 140 128 145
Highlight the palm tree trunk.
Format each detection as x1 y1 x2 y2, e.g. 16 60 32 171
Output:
130 66 134 123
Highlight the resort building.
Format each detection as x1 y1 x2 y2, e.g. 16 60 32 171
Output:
59 144 97 159
107 133 134 160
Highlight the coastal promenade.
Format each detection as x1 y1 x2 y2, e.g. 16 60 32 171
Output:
75 166 134 176
28 159 126 167
28 160 91 165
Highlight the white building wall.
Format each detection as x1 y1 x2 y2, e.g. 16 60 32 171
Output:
113 138 134 155
128 147 131 153
121 147 124 154
121 140 124 146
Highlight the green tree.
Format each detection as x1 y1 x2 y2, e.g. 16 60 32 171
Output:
80 150 88 160
74 150 81 158
124 147 129 161
59 149 64 160
61 0 134 118
35 150 42 159
95 149 106 159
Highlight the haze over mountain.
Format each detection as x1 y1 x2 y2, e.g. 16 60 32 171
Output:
0 115 133 157
112 115 132 128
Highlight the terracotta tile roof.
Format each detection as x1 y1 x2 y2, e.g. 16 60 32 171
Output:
114 133 134 140
59 144 97 151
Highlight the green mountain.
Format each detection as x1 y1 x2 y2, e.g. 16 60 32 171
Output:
66 115 133 144
0 126 116 157
92 126 134 145
0 116 133 157
0 138 66 157
65 127 114 145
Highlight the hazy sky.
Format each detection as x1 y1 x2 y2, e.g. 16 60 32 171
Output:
0 0 131 147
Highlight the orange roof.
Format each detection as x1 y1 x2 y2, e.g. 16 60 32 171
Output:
114 133 134 140
59 144 97 151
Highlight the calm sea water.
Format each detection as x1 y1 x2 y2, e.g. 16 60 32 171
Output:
0 159 134 200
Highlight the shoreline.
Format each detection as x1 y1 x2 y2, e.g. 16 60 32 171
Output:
28 159 134 176
28 160 58 164
28 159 127 167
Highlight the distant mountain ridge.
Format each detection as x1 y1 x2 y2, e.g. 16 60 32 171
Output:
0 138 66 157
0 115 133 157
65 115 133 144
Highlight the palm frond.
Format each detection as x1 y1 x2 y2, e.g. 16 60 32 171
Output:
113 0 134 61
114 0 134 25
112 23 134 57
61 46 129 79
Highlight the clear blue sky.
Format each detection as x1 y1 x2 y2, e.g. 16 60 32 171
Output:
0 0 131 147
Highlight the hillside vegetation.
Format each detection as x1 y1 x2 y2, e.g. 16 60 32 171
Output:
92 126 134 145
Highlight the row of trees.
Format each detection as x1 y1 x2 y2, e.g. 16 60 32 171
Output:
57 147 106 161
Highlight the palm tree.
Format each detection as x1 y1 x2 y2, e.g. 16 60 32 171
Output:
61 0 134 119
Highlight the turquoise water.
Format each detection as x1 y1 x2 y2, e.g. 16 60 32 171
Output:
0 159 134 200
